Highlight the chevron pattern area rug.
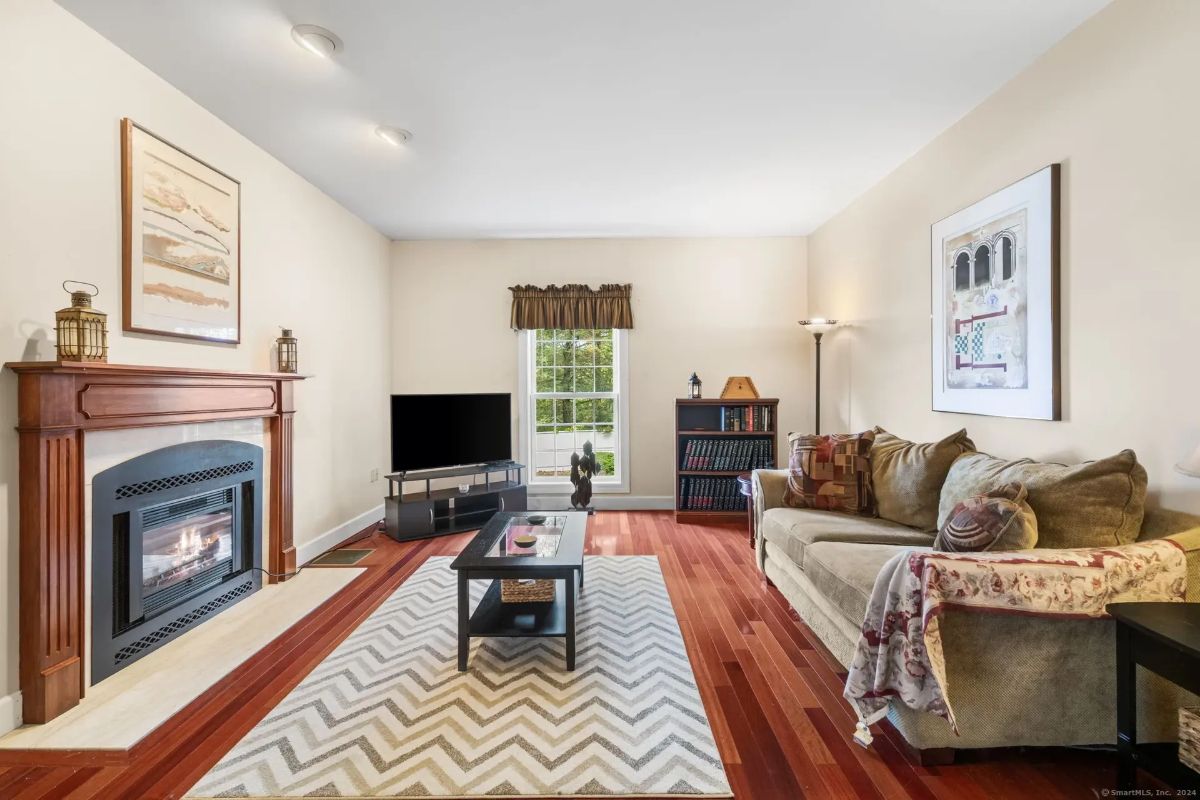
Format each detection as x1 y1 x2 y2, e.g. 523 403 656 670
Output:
187 555 731 798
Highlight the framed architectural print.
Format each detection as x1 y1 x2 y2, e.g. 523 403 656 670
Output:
122 118 241 343
930 164 1060 420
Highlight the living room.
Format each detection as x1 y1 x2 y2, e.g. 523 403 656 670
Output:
1 1 1198 798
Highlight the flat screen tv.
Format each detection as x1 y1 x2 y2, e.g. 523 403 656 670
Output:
391 393 511 472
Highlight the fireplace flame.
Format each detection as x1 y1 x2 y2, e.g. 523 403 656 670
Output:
176 527 203 565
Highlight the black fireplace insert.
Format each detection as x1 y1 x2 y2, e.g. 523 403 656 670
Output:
91 440 263 683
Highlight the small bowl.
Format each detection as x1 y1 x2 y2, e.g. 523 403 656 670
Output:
513 534 537 548
525 514 546 525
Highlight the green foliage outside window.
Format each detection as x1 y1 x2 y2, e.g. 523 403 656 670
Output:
532 328 619 479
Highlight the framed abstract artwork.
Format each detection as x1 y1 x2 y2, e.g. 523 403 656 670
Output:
930 164 1060 420
122 118 241 343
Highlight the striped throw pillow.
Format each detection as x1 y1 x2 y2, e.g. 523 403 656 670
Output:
934 481 1039 552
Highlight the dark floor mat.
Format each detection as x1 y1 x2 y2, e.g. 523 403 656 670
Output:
310 548 374 566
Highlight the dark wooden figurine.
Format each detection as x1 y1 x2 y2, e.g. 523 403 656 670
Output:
570 441 600 510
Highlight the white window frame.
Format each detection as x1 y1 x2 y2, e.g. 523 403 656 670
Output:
517 328 630 494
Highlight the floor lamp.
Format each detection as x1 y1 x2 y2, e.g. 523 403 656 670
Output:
798 318 838 434
1177 444 1200 479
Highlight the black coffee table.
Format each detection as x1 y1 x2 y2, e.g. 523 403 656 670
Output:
450 511 587 671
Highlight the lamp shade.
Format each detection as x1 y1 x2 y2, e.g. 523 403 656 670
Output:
798 318 839 336
1177 443 1200 477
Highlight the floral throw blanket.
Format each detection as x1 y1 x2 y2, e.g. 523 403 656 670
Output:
843 539 1187 746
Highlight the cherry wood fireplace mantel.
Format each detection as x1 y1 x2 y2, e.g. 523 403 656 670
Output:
5 360 306 724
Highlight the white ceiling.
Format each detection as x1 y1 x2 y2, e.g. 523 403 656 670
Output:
57 0 1108 240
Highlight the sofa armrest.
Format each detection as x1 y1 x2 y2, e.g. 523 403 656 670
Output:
889 539 1193 747
751 469 789 567
1166 526 1200 601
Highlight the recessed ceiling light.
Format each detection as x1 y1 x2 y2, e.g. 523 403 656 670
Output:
291 24 342 59
375 126 413 147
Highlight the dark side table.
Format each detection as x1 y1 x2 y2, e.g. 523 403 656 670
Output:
737 473 753 548
1108 602 1200 791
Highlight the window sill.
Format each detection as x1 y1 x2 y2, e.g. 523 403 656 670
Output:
527 481 629 495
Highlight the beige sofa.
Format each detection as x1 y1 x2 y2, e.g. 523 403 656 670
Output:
752 464 1200 755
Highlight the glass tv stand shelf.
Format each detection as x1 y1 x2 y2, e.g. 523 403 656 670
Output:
383 462 527 542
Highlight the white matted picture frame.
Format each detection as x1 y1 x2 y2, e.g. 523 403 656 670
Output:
930 164 1060 420
122 118 241 344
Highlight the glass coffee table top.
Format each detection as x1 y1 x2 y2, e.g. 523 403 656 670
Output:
484 514 568 559
450 511 586 572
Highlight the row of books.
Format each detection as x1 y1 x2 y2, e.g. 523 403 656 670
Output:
719 405 773 432
679 476 743 511
681 438 773 471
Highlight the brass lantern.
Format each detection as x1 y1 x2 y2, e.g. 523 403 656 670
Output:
55 281 108 362
276 328 298 373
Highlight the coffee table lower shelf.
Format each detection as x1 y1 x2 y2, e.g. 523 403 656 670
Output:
469 580 568 638
458 571 580 672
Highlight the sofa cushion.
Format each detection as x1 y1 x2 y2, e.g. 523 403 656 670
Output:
761 507 935 567
934 481 1039 552
937 450 1147 549
804 541 931 625
871 427 975 531
782 430 876 515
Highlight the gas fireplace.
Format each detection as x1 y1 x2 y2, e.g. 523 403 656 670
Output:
92 440 263 683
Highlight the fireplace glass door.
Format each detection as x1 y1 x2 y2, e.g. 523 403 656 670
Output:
143 509 234 593
136 487 240 619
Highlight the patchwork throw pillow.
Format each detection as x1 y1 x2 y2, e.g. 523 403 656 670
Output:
782 430 876 515
934 481 1038 553
870 427 976 531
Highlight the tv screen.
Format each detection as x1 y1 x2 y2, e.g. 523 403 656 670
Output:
391 393 512 472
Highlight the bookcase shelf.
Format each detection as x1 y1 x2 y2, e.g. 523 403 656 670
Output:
674 398 780 524
677 430 774 436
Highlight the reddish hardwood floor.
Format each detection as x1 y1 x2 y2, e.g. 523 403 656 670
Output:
0 512 1131 799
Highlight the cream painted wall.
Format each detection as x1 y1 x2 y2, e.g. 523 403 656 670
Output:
0 0 391 717
390 238 809 499
807 0 1200 513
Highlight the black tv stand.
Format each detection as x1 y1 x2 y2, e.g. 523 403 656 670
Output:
384 462 527 541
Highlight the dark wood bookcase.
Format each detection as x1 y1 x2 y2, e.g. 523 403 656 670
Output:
674 398 780 524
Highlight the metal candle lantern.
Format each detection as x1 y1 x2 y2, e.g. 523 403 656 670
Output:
276 328 298 373
687 372 702 399
55 281 108 362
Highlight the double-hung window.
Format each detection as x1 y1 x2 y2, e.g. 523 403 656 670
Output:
519 328 628 492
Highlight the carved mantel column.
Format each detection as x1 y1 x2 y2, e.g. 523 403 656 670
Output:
269 380 297 583
9 370 85 723
5 361 305 723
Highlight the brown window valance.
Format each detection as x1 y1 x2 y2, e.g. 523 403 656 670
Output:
508 284 633 330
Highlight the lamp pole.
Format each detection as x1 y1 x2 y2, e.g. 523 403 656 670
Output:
813 331 823 435
798 319 838 435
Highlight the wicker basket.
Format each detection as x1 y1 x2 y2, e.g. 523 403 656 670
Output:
1182 706 1200 775
500 578 555 603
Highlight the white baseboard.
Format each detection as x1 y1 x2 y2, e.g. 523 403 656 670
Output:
527 495 673 511
0 690 21 736
297 504 384 566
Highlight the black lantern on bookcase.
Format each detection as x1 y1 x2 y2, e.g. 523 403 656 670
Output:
687 372 702 399
276 328 298 373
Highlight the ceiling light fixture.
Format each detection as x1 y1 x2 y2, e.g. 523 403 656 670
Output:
291 24 342 59
375 126 413 147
